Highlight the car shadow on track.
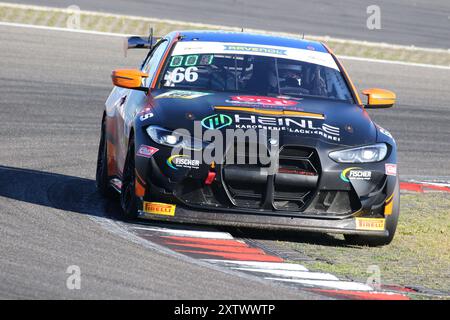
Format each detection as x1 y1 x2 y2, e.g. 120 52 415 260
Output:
0 165 351 248
0 165 123 220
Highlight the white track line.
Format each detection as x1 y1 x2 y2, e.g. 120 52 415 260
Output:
0 21 130 37
1 21 449 70
205 260 309 271
267 277 374 291
232 267 339 280
131 226 234 239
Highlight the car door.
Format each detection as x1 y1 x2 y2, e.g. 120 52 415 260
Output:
113 39 170 177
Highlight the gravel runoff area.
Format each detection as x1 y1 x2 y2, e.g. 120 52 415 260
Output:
0 2 449 67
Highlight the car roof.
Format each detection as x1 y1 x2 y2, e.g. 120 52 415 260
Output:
174 30 328 53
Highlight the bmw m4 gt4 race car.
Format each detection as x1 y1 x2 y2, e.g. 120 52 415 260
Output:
96 31 399 246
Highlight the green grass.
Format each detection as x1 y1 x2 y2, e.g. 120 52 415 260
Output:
281 193 450 297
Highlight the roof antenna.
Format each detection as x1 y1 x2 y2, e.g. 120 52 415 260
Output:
148 27 154 47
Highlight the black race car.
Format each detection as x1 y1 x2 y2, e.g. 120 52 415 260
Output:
96 30 399 246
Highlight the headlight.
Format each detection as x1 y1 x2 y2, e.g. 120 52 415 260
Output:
329 143 388 163
146 126 206 150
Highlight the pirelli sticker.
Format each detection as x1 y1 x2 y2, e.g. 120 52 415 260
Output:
143 202 176 216
355 218 385 231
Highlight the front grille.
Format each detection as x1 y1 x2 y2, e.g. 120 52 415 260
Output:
222 144 320 212
223 141 271 209
273 145 320 211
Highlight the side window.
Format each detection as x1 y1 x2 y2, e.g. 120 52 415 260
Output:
142 39 169 86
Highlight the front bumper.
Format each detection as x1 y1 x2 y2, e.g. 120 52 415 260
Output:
134 131 397 235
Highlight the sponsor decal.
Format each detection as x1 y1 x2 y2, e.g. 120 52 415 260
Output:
340 167 372 182
355 218 385 231
136 145 159 158
170 54 214 67
233 114 340 142
139 112 154 121
377 125 393 139
215 106 322 118
167 154 200 170
143 202 176 216
201 114 233 130
154 90 210 100
171 41 340 71
229 96 298 107
385 163 397 176
223 44 287 56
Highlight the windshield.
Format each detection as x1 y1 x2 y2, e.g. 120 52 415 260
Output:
160 41 354 102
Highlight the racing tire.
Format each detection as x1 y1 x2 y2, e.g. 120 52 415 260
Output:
96 119 115 198
120 136 139 220
344 179 400 247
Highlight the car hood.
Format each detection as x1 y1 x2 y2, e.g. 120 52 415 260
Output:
148 89 376 147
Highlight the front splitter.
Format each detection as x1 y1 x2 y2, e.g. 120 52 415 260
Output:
138 206 388 237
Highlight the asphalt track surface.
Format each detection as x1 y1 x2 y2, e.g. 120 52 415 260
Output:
0 25 449 299
9 0 450 49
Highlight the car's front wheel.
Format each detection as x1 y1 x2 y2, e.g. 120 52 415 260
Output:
120 136 139 220
344 179 400 247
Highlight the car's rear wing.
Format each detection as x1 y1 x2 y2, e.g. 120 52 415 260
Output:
123 28 160 57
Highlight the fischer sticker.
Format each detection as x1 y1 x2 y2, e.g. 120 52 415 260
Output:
340 167 372 182
167 154 200 170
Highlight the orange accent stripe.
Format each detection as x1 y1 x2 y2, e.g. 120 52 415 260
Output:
322 43 362 106
135 178 145 197
385 192 394 204
135 169 146 197
214 106 324 119
384 192 395 216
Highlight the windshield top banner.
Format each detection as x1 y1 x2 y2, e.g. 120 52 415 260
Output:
172 41 340 71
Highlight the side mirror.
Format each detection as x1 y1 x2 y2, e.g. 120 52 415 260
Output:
111 69 148 92
362 88 396 108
